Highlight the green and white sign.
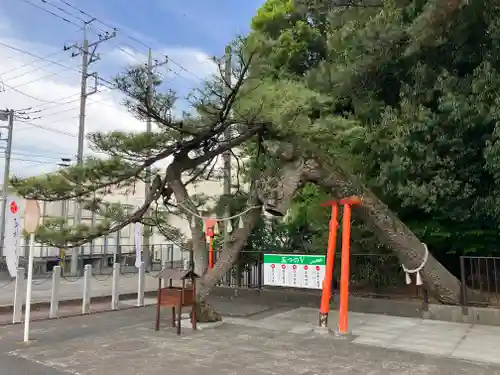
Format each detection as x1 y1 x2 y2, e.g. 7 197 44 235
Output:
263 254 326 289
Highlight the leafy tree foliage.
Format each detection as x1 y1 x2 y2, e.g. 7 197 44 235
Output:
10 0 498 306
248 0 500 265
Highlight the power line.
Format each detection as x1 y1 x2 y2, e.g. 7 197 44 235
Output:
32 94 105 119
1 54 74 83
0 41 81 74
118 41 204 83
16 0 206 91
27 94 81 111
55 0 149 49
14 114 77 130
53 0 204 83
116 45 145 64
0 42 86 104
19 0 81 27
1 81 70 104
56 0 98 23
10 158 59 165
6 68 74 90
10 150 71 159
33 103 80 118
40 0 88 23
0 49 65 77
15 119 77 137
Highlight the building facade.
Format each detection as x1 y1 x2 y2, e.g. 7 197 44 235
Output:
1 176 230 266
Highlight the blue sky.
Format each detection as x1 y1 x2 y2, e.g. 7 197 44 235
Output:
3 0 264 92
0 0 264 176
4 0 264 54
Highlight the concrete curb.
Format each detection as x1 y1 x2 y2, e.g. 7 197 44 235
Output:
211 286 500 327
0 290 158 314
0 291 158 326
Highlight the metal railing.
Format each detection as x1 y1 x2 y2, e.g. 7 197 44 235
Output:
460 256 500 308
0 243 189 277
7 243 181 259
216 250 426 301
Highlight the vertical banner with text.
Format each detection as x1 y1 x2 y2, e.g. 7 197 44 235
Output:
134 222 142 268
4 195 22 277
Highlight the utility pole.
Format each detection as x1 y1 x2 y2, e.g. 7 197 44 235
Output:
57 158 71 272
65 20 116 275
143 48 153 271
0 109 14 257
223 46 232 248
143 50 168 271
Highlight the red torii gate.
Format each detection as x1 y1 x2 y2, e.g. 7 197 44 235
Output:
319 196 361 335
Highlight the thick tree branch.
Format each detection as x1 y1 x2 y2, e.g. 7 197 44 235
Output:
43 174 166 248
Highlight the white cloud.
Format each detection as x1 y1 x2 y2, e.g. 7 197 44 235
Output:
0 26 217 179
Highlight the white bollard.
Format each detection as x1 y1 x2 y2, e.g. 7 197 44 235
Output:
49 266 61 318
12 267 25 324
137 262 145 307
81 264 91 314
111 263 120 310
162 260 168 288
23 232 36 342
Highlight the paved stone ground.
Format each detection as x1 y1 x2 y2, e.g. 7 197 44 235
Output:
226 307 500 365
0 273 158 307
0 302 499 374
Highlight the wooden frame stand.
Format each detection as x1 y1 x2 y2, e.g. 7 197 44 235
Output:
154 268 199 335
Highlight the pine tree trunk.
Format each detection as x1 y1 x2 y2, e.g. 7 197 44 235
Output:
167 159 263 322
308 160 462 304
192 203 262 322
261 144 463 304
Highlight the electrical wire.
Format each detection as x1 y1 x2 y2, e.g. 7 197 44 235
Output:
1 81 70 104
15 119 77 137
19 0 81 27
11 150 70 159
33 98 104 118
39 0 88 24
0 49 66 77
17 114 78 129
1 54 75 84
10 158 59 164
0 41 81 74
28 94 81 111
54 0 205 83
6 68 74 90
116 45 145 64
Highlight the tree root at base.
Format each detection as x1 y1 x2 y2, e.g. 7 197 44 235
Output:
193 300 222 323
